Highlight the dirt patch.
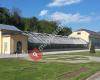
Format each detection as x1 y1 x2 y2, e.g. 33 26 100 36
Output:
56 67 88 80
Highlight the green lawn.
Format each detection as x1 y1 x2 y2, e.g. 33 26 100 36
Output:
0 58 100 80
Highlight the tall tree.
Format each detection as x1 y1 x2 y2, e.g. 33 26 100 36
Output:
22 18 31 31
38 20 58 33
30 17 38 31
10 8 25 30
0 7 10 24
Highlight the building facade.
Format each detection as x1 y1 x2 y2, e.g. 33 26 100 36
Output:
0 24 28 54
69 29 100 48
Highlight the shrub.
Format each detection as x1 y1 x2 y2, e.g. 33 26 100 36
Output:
89 40 95 53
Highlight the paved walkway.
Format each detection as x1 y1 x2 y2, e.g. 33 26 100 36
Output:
43 49 100 55
0 54 28 58
0 49 100 63
86 71 100 80
0 49 88 58
40 55 100 63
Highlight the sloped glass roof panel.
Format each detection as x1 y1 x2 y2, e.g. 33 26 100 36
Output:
27 32 87 45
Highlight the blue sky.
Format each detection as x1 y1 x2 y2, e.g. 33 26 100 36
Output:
0 0 100 32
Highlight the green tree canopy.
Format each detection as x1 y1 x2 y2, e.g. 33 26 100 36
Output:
0 7 10 24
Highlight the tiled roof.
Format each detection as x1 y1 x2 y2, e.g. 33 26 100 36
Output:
0 24 21 31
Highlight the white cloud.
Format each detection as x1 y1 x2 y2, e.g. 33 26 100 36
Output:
48 0 81 7
39 10 48 16
49 12 92 24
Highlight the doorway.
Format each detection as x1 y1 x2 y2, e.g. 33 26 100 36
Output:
16 41 22 53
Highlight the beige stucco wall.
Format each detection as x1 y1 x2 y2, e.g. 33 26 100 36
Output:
0 30 28 54
11 35 28 54
2 36 11 54
69 31 90 42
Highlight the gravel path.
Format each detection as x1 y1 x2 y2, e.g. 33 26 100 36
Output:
0 49 100 63
41 55 100 63
43 49 100 55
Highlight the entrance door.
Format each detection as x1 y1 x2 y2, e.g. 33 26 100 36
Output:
16 41 22 53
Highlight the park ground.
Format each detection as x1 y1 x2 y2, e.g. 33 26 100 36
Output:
0 51 100 80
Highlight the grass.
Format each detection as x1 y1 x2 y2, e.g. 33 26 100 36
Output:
0 58 100 80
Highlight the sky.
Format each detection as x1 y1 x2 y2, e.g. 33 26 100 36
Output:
0 0 100 32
